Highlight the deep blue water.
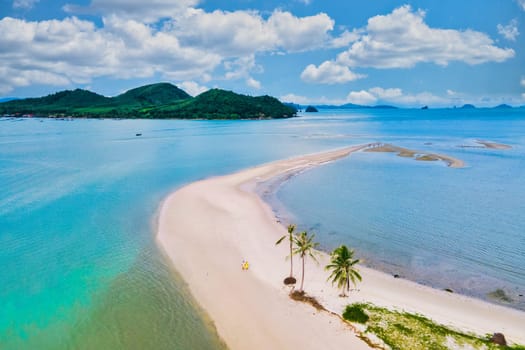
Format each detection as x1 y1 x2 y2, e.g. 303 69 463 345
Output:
0 109 524 348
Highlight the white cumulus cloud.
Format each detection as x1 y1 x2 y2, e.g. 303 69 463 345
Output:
497 19 519 41
338 5 514 68
346 90 377 105
330 29 360 48
64 0 199 23
368 87 402 99
178 81 209 96
267 10 333 52
303 5 514 84
281 87 450 107
246 77 261 89
518 0 525 11
280 93 310 104
390 91 446 106
223 55 262 80
0 16 222 93
301 61 364 84
521 78 525 87
345 87 447 107
171 9 334 55
0 3 337 94
13 0 39 9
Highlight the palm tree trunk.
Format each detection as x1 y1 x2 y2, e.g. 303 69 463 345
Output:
300 255 305 292
289 239 293 277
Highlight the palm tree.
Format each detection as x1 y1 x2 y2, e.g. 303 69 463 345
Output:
325 245 361 297
275 224 296 279
293 231 319 293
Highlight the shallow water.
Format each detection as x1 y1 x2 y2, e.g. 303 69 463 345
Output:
275 109 525 309
1 109 524 347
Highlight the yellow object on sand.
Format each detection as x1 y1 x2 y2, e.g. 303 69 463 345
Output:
242 261 249 270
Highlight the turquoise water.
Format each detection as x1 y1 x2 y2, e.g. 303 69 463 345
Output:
1 109 524 348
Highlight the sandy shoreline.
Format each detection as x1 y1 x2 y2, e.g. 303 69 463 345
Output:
157 145 524 349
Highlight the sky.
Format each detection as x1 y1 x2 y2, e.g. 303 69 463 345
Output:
1 0 525 107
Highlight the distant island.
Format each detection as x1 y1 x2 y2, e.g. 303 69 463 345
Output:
305 105 318 112
0 83 297 120
284 101 522 111
0 97 18 103
306 103 398 110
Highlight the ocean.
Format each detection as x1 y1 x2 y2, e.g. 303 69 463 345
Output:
1 108 524 348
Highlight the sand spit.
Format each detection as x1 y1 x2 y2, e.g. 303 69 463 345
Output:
157 145 524 349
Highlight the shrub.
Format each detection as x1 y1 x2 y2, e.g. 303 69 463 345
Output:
343 303 369 324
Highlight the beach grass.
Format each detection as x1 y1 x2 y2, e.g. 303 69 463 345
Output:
343 303 525 350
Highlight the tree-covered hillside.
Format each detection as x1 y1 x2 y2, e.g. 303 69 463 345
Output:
141 89 296 119
0 83 296 119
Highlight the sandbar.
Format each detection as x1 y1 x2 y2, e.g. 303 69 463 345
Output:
457 140 512 150
365 143 465 168
157 145 524 349
476 140 512 150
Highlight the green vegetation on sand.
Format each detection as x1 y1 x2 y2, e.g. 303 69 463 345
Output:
342 303 525 350
0 83 296 119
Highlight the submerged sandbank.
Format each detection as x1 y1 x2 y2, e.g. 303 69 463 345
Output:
365 143 465 168
157 145 524 349
458 140 512 150
476 140 512 150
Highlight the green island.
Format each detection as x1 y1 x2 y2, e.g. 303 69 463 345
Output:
0 83 297 119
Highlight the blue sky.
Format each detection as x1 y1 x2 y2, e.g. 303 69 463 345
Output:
1 0 524 106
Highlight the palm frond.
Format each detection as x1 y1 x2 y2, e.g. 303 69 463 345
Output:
325 244 362 293
275 235 286 245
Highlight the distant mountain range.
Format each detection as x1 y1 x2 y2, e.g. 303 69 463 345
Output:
457 103 516 109
0 97 18 103
0 83 296 119
285 101 524 110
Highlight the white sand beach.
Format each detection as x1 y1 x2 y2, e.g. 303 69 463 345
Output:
157 145 525 349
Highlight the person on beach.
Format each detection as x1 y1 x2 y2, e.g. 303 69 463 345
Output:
242 260 249 270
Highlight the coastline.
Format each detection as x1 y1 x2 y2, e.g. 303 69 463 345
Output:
258 169 525 312
156 145 525 349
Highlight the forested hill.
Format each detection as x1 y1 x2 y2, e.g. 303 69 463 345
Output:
0 83 297 119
